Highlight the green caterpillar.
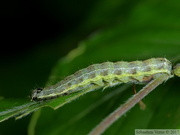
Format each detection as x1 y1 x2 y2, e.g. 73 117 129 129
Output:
31 58 180 101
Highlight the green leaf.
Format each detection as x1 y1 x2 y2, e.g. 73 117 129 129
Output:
0 99 45 122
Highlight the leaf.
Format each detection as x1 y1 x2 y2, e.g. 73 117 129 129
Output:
0 99 45 122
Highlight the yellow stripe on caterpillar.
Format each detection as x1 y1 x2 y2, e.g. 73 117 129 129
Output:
31 58 179 101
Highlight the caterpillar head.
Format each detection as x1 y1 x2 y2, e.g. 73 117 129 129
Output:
31 88 43 101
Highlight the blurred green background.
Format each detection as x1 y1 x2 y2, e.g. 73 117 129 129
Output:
0 0 180 135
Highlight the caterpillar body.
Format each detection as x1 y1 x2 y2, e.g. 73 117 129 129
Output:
31 58 180 101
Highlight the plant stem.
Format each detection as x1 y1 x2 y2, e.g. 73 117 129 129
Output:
88 74 168 135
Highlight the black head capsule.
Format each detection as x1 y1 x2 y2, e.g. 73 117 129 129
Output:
31 88 43 101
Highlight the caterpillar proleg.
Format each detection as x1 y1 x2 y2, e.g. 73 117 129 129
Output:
31 58 180 101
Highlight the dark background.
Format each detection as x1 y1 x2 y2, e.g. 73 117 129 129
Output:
1 0 95 58
0 0 97 98
0 1 95 134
